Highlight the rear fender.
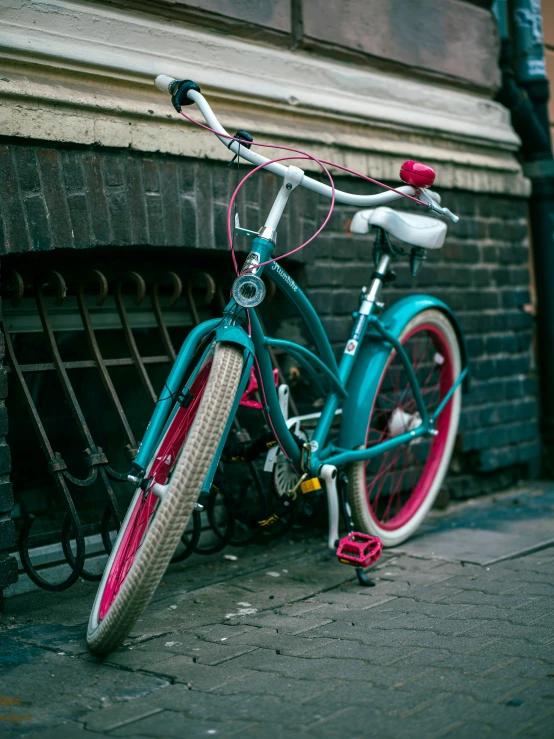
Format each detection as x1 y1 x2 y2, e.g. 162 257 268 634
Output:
339 294 468 451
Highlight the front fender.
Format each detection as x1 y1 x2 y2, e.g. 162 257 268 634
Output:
339 295 468 451
202 323 254 493
214 323 255 356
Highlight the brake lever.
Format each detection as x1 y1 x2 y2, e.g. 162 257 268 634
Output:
419 190 459 224
441 207 459 224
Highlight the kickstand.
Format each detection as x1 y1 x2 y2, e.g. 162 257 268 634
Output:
338 472 376 588
356 567 375 587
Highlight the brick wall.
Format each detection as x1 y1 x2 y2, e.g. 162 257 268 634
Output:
0 286 16 604
0 142 539 588
306 187 540 498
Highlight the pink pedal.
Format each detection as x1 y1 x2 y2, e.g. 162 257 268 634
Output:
336 532 382 568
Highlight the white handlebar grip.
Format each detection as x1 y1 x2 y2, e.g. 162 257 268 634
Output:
444 208 460 224
154 75 176 93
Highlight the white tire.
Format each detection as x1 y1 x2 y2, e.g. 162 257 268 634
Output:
87 343 244 653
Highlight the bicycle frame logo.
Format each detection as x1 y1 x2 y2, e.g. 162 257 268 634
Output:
271 262 298 292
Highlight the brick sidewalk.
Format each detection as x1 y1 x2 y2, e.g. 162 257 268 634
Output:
1 527 553 738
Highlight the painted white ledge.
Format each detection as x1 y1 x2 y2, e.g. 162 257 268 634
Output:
0 0 528 195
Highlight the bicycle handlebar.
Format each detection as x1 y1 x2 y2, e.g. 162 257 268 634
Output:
154 76 459 222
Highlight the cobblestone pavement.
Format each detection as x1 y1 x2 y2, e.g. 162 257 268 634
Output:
1 505 554 738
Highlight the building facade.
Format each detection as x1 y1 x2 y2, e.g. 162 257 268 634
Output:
0 0 538 598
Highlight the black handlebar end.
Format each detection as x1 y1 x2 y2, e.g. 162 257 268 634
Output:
171 80 201 112
228 130 253 150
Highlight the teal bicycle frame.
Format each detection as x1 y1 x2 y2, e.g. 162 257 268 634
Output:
133 234 469 494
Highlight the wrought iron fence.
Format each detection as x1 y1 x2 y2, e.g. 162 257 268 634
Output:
2 260 302 593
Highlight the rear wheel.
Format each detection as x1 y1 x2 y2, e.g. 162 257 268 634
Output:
87 342 245 653
347 309 461 546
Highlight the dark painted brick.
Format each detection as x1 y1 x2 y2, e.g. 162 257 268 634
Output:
0 147 29 252
37 149 73 249
444 241 480 262
488 220 528 243
498 245 529 264
104 156 125 187
0 207 5 252
212 166 231 203
14 147 40 192
0 480 13 514
454 218 479 240
321 316 353 341
260 171 279 218
478 195 525 219
67 194 91 248
332 290 358 314
306 289 334 315
61 150 85 190
142 159 160 192
195 165 214 248
478 440 540 471
304 265 341 287
125 157 148 244
0 516 14 550
450 190 478 216
464 419 538 452
24 195 52 250
145 194 165 246
470 267 491 287
0 369 7 400
0 404 8 436
159 161 181 246
472 355 531 380
180 197 197 248
213 202 228 248
0 440 11 475
107 191 132 245
501 288 530 308
178 159 195 195
484 332 531 354
246 203 260 232
459 311 532 333
0 552 17 590
83 153 111 244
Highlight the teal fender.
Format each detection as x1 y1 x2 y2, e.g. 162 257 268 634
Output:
339 294 469 451
214 323 255 353
202 323 255 492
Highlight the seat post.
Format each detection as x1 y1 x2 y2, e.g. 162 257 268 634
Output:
360 252 391 314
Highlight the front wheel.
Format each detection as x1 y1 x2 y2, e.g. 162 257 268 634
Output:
87 342 245 654
347 309 462 547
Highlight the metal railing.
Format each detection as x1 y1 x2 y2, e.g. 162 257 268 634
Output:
2 264 296 592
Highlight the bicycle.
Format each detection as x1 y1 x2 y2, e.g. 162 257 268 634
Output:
87 76 468 653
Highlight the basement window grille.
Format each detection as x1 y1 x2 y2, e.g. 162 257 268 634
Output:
2 260 238 592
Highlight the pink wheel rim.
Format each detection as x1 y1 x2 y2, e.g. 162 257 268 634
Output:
99 361 212 620
363 323 455 531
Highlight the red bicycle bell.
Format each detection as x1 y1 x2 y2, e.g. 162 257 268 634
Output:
400 160 436 189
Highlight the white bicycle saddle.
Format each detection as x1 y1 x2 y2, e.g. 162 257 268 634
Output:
351 207 447 250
